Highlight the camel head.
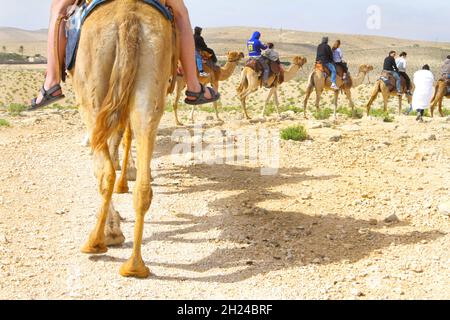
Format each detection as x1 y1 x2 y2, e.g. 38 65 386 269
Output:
292 56 307 68
227 51 245 63
359 64 374 74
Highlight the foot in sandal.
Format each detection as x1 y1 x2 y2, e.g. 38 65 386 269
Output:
30 84 65 111
184 83 220 105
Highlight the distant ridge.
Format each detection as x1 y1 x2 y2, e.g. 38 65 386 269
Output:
0 27 47 42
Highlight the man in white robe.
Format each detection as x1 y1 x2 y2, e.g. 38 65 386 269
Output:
412 65 435 122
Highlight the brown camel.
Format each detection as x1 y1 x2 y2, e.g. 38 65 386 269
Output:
430 79 449 117
303 64 374 119
366 74 413 116
173 51 245 125
70 0 178 278
237 56 307 119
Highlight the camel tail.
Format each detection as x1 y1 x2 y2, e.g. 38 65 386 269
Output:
237 69 248 94
430 82 439 104
91 13 140 152
308 72 315 88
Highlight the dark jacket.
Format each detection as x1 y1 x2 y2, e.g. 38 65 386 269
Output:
316 40 334 65
247 31 268 58
441 58 450 76
194 27 217 63
383 56 399 72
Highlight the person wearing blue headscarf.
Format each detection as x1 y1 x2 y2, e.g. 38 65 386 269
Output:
247 31 270 87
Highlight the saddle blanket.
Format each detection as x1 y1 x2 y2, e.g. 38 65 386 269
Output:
66 0 173 71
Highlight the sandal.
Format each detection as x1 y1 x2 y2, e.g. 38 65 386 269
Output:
184 84 220 106
30 84 65 111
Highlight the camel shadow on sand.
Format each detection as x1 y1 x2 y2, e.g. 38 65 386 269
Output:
91 162 445 283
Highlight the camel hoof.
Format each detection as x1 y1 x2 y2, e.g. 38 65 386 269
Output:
81 242 108 255
126 167 137 182
119 259 151 279
115 184 129 194
105 232 125 247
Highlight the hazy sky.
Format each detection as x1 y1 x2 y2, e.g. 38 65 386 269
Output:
0 0 449 42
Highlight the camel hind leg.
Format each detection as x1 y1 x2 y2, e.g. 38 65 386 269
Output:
115 123 132 194
81 145 115 254
119 95 164 278
173 77 185 126
366 83 380 116
303 84 314 119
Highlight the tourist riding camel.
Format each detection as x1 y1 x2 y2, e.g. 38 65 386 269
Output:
442 55 450 79
396 52 412 96
247 31 270 87
332 40 348 82
430 55 450 117
316 36 338 90
30 0 219 110
194 26 217 77
263 42 281 64
237 55 307 119
383 51 402 96
194 26 217 64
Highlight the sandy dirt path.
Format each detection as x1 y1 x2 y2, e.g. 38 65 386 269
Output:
0 109 449 299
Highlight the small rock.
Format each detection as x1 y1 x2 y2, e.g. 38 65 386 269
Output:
384 214 400 223
351 288 365 297
438 202 450 216
22 117 40 126
312 258 322 264
329 134 342 142
425 134 437 141
0 234 9 244
246 260 254 266
55 209 68 215
301 193 313 200
369 219 378 226
249 117 266 124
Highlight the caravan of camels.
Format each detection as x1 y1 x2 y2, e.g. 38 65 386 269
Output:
32 0 449 278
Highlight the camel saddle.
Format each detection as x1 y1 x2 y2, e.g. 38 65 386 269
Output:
200 50 220 73
246 58 284 87
315 62 351 87
380 71 407 92
65 0 173 71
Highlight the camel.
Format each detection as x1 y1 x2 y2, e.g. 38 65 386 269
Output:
303 64 374 119
366 74 413 116
430 79 449 117
173 51 245 125
237 56 307 119
70 0 178 278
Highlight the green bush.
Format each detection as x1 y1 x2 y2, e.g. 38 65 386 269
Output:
338 107 364 119
7 103 28 116
383 113 395 123
369 108 395 122
0 119 10 127
313 107 333 120
281 125 308 141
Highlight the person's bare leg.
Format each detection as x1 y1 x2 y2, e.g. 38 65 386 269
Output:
167 0 213 100
35 0 74 104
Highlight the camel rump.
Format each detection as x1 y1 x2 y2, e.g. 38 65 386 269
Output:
245 58 284 87
315 62 352 88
